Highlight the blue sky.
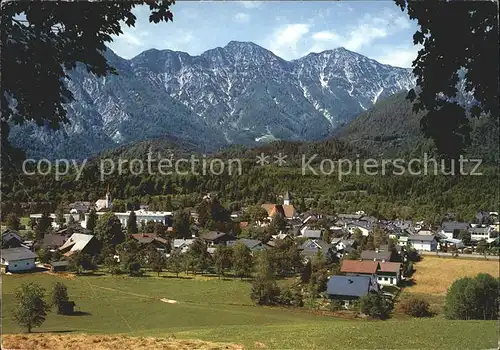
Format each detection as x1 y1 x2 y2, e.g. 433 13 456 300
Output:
108 1 420 67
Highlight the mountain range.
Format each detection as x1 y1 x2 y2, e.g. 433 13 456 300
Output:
10 41 416 159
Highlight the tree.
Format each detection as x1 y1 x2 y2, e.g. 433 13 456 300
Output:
104 255 121 275
86 208 98 232
68 251 95 275
400 297 431 318
50 282 69 315
444 273 498 320
95 212 124 246
149 249 166 276
55 205 66 228
476 239 488 255
232 242 253 279
359 293 393 320
301 259 312 284
37 248 52 264
459 230 471 246
12 283 49 332
127 211 138 234
173 210 191 238
5 213 20 230
189 238 211 275
269 213 286 234
395 0 498 158
168 249 184 278
213 245 233 278
1 1 176 168
251 251 280 306
35 212 52 240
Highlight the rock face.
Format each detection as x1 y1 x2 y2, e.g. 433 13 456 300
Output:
10 41 415 159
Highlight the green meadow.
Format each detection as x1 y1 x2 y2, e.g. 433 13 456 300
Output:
1 271 498 349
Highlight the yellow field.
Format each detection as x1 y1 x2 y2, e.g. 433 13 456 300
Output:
407 256 499 295
1 334 242 350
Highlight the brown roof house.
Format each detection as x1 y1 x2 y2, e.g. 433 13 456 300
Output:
376 262 402 286
340 260 380 292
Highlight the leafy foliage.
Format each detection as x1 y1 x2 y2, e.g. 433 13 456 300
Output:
395 0 499 157
50 282 70 315
1 1 175 168
444 273 499 320
359 293 393 320
400 297 431 318
12 283 49 332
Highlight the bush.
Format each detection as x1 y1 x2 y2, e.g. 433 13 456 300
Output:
400 297 432 317
359 293 393 319
278 286 303 307
444 273 498 320
328 300 344 312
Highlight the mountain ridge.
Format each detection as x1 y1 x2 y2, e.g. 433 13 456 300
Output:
10 41 416 160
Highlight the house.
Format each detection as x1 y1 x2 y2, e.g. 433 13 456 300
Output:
58 233 100 256
341 260 380 276
200 231 236 246
2 230 23 249
346 222 371 236
1 247 37 272
439 221 470 239
377 262 402 286
301 229 322 239
299 239 335 260
50 260 69 272
172 239 194 253
261 203 297 220
131 233 169 251
337 214 364 221
407 235 438 251
469 225 493 242
227 238 268 252
439 238 465 250
326 275 378 308
42 234 71 251
360 249 392 262
69 201 92 213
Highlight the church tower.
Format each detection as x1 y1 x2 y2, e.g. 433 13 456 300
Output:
283 191 291 206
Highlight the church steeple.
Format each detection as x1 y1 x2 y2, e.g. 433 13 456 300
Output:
284 191 291 205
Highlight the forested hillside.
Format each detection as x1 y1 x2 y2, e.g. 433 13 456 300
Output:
335 92 499 163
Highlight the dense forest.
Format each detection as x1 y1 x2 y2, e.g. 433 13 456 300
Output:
2 144 498 224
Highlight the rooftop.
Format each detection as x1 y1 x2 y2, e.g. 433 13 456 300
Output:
326 275 372 297
341 260 380 274
1 247 37 261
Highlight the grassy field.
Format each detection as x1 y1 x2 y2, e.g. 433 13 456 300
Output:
1 271 498 349
406 256 499 295
400 256 499 314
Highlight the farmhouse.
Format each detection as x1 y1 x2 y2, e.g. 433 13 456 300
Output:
1 230 23 249
58 233 100 256
377 262 402 286
360 249 392 262
200 231 236 246
1 247 37 272
299 239 335 260
408 235 438 251
326 275 377 308
439 221 470 239
227 238 268 252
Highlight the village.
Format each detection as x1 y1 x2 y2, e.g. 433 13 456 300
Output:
2 189 499 312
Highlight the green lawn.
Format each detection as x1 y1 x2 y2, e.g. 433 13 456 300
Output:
2 272 498 349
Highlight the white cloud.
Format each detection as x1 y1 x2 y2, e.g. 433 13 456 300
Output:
240 1 262 9
312 31 339 42
376 46 420 68
234 12 250 23
120 32 142 46
266 23 310 59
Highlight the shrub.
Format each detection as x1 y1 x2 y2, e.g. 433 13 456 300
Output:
444 273 498 320
328 300 344 312
400 297 432 317
359 293 393 319
278 286 303 307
